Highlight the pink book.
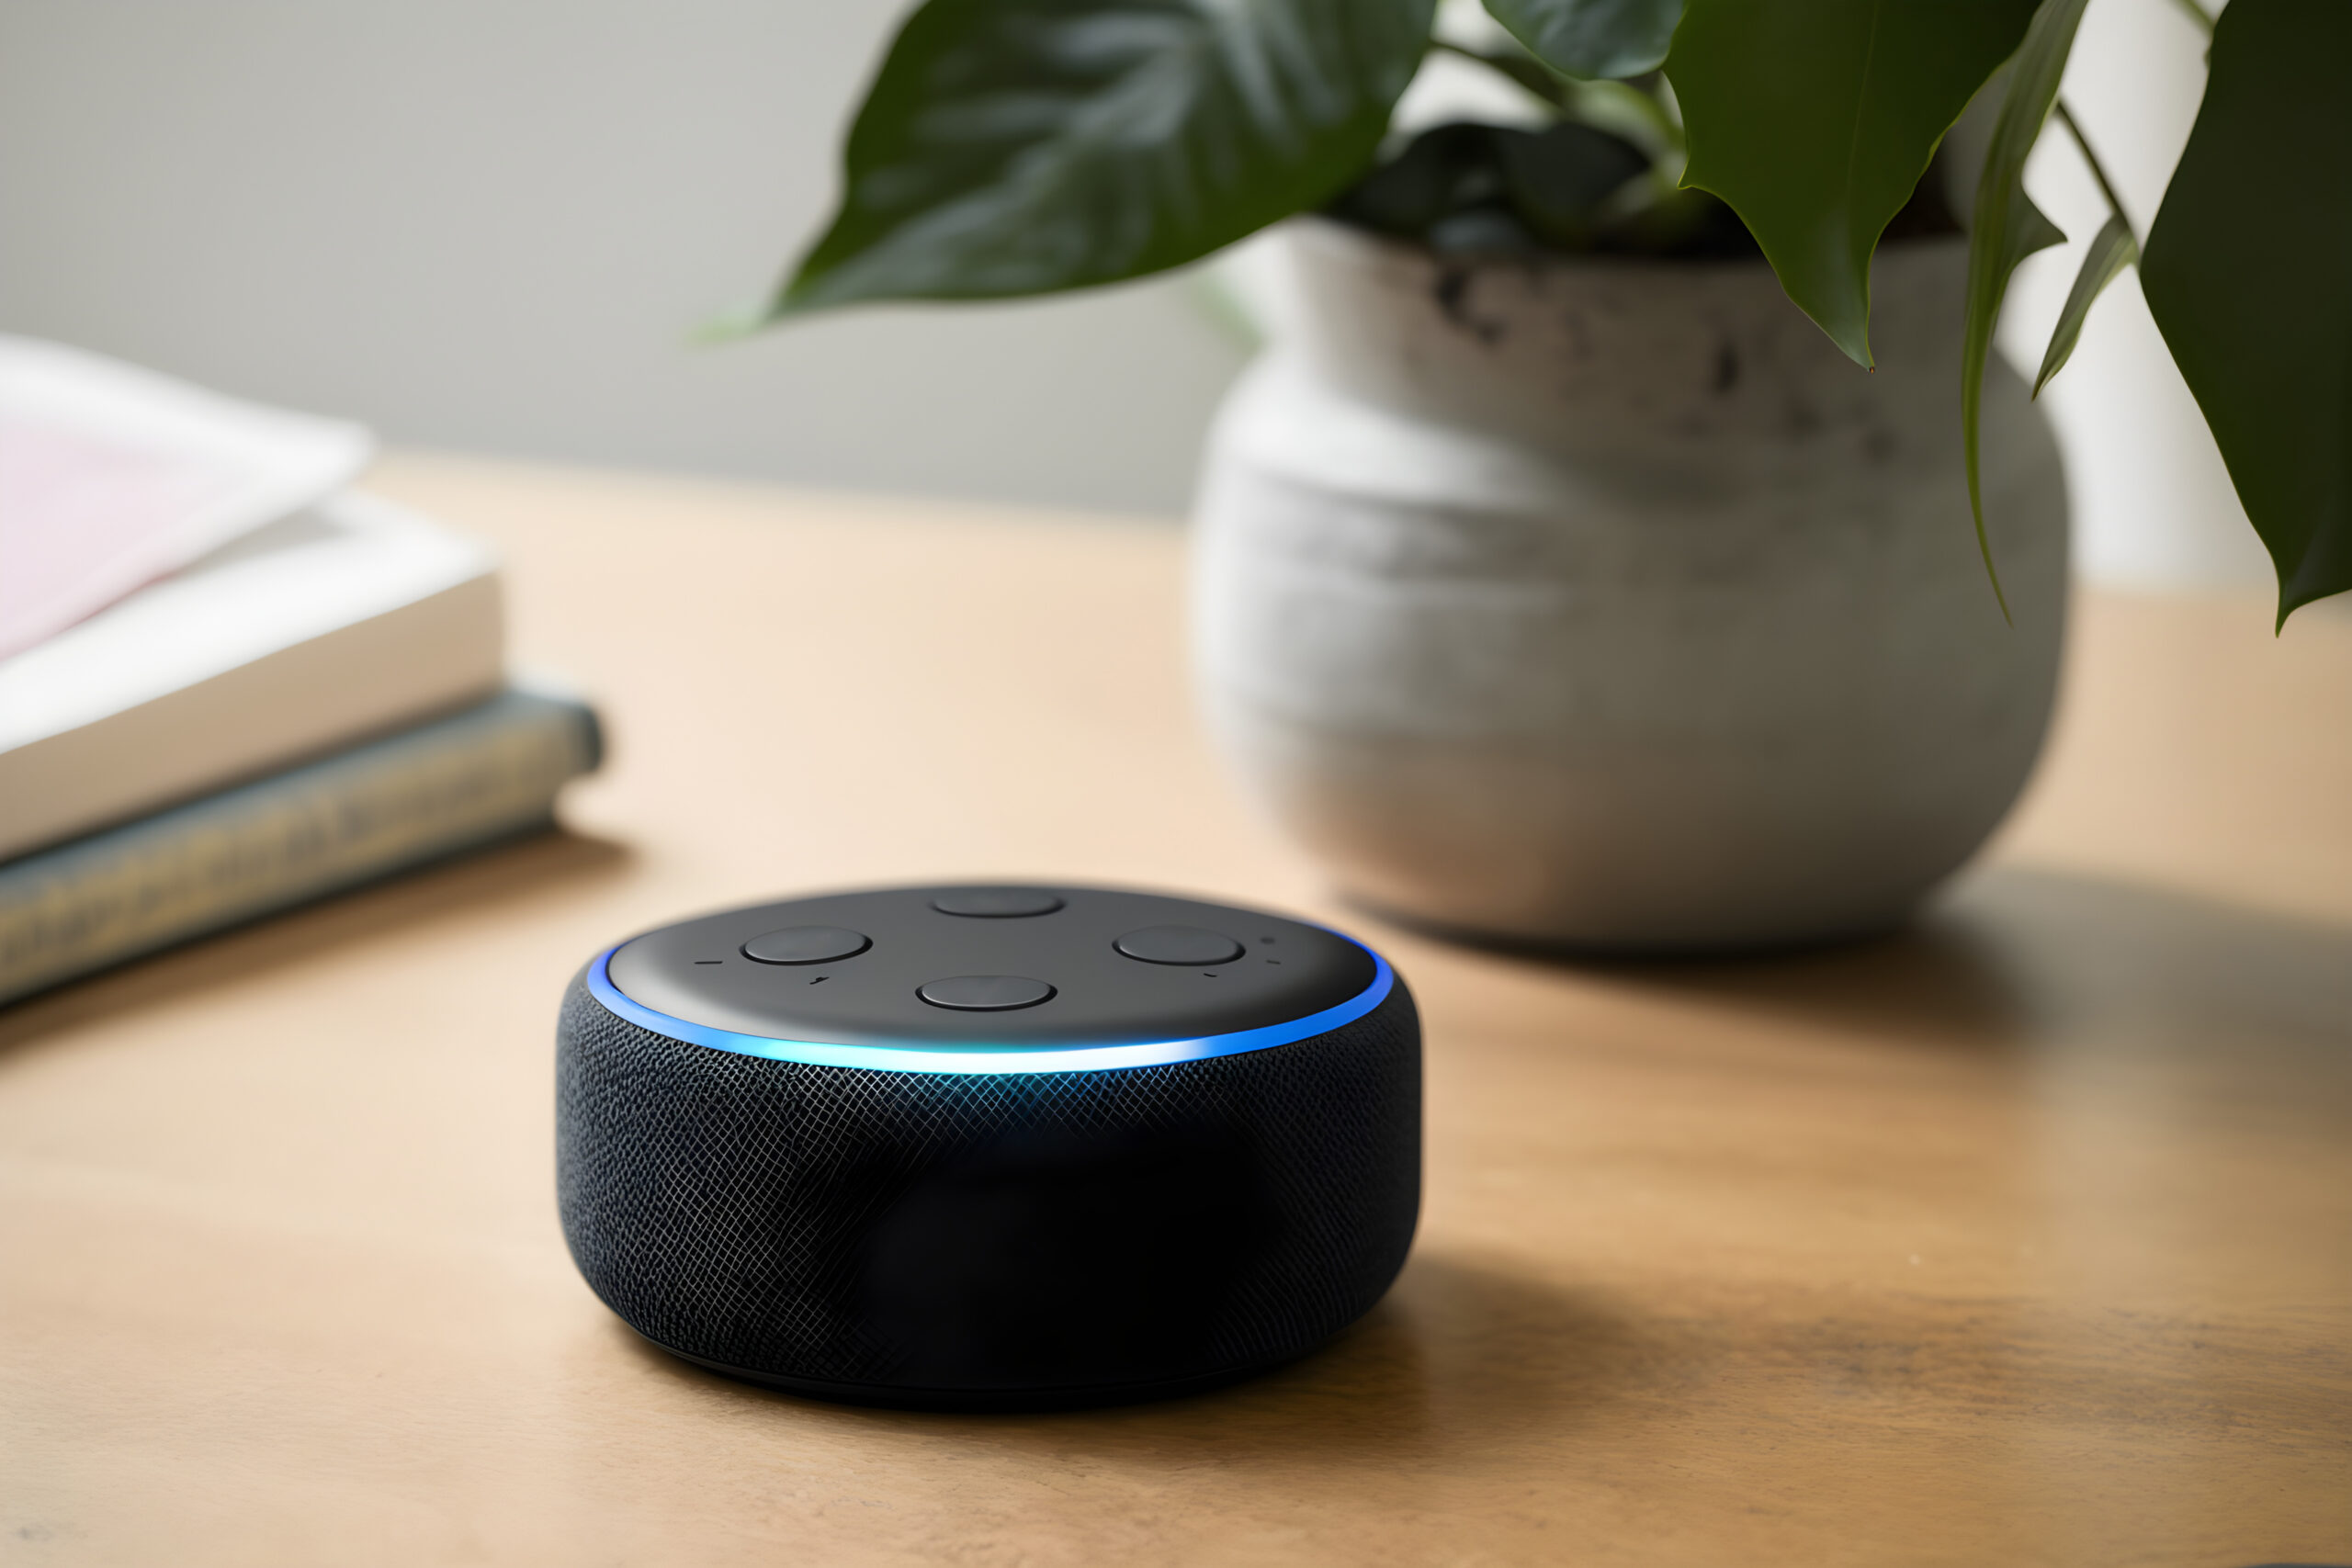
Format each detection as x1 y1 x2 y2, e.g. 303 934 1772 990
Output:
0 337 372 660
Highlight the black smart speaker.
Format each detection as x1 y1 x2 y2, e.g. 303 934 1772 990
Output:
556 883 1419 1410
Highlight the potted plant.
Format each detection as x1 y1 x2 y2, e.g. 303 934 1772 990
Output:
755 0 2348 950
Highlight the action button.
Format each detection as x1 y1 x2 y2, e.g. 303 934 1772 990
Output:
1114 925 1246 966
917 975 1057 1011
741 926 872 965
929 888 1066 919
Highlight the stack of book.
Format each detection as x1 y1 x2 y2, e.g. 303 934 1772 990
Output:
0 336 603 1006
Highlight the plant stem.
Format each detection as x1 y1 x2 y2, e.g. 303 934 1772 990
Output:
2055 99 2135 237
1422 39 1685 162
1429 39 1566 108
2161 0 2217 36
1582 76 1685 157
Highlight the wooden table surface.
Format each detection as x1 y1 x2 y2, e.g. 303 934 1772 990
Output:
6 455 2348 1567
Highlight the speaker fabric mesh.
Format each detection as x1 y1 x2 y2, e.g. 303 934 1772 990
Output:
556 969 1420 1405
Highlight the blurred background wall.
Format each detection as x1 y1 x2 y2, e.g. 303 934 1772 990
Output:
0 0 1250 518
0 0 2272 590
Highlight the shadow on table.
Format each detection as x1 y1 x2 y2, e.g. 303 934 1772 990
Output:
619 1249 1663 1464
0 825 634 1054
1398 863 2352 1064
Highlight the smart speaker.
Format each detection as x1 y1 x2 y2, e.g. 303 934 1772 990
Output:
557 883 1419 1410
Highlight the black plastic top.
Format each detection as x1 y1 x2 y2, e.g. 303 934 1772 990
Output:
605 885 1377 1047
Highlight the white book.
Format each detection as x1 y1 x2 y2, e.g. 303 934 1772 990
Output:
0 490 503 862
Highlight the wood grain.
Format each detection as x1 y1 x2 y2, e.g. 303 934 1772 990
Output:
4 454 2347 1566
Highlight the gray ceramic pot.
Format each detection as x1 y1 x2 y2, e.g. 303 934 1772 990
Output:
1192 219 2068 952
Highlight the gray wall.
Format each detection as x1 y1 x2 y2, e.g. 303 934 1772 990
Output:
0 1 1251 518
1 1 2286 593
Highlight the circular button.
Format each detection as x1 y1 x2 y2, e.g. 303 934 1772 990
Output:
929 888 1066 919
1114 925 1246 966
741 926 871 965
917 975 1057 1011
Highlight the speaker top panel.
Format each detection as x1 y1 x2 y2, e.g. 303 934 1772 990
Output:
601 885 1383 1055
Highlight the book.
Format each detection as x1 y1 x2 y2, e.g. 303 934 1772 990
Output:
0 685 602 1007
0 490 503 862
0 333 372 659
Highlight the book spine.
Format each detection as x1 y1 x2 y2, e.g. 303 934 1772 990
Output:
0 689 601 1005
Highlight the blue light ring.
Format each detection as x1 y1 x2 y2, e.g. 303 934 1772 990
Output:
586 942 1395 1076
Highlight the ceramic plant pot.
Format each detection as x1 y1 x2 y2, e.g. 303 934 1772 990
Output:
1193 220 2068 952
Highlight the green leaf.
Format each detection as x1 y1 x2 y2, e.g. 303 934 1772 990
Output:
1327 120 1648 253
1498 120 1653 245
2142 0 2352 626
772 0 1436 315
1962 0 2086 624
2032 213 2137 397
1667 0 2041 367
1480 0 1682 80
1327 123 1510 240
